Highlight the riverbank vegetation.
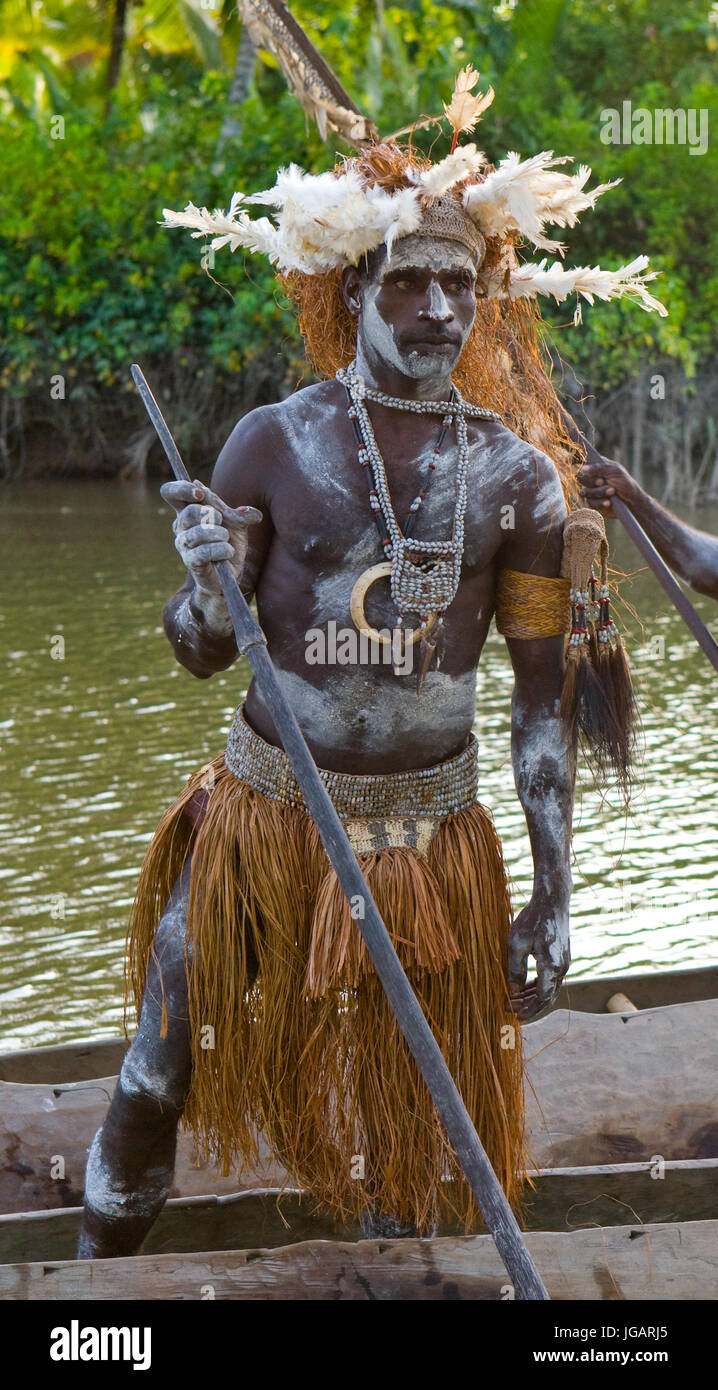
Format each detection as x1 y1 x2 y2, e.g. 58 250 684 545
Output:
1 0 717 497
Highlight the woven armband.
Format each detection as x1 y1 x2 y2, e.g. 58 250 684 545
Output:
494 568 571 640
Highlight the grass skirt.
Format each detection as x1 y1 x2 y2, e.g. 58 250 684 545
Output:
127 753 525 1232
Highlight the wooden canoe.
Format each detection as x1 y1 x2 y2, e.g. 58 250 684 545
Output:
1 986 717 1297
1 997 716 1256
2 1220 716 1300
1 963 715 1088
2 1156 717 1266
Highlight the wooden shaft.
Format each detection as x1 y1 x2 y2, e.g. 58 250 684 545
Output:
130 363 549 1301
611 496 718 675
251 0 362 115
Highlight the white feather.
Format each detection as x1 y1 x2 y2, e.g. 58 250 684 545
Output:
161 203 280 259
463 151 620 254
504 255 668 315
415 145 486 197
161 202 215 235
162 144 647 313
201 168 424 271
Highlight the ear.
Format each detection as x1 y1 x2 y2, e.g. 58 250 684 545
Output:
344 262 369 318
341 265 363 318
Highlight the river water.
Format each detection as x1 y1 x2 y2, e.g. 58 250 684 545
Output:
1 481 717 1050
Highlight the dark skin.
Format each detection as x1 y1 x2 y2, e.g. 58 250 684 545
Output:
579 443 718 601
162 237 574 1020
77 240 577 1261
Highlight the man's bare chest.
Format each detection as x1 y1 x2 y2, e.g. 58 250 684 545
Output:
269 416 515 579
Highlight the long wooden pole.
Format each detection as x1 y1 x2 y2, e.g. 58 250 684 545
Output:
243 0 362 114
131 363 549 1302
611 496 718 675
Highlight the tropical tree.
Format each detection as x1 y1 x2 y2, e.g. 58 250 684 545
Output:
1 1 716 494
0 0 232 119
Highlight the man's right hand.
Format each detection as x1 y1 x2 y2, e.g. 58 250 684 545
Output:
161 479 262 634
578 454 642 518
162 478 261 591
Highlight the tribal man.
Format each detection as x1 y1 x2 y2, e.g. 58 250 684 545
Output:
79 102 665 1256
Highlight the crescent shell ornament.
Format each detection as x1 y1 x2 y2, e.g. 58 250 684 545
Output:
350 564 437 648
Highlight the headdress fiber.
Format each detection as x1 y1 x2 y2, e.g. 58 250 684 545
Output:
163 67 666 320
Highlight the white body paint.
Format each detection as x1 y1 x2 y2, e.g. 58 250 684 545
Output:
356 236 477 386
512 706 572 929
252 665 478 762
120 1044 185 1111
84 1132 169 1219
310 529 384 620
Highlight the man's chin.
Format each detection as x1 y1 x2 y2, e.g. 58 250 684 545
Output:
400 345 461 379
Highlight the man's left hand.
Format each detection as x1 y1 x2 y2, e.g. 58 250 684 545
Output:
578 455 641 517
507 894 570 1022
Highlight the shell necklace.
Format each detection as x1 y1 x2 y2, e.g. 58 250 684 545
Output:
337 362 501 683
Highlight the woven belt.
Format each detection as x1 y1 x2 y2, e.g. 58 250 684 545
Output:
224 706 479 821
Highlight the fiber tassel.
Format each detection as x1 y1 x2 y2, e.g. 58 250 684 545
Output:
416 616 444 694
558 646 580 746
605 635 638 793
307 846 458 995
559 507 637 798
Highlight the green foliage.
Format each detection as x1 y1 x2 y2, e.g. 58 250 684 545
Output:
0 75 318 397
1 0 716 462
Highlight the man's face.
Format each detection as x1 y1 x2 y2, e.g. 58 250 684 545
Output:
356 236 478 382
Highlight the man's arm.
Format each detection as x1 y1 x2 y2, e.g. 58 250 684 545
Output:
505 634 574 1020
553 396 718 601
579 443 718 600
161 407 278 678
498 450 575 1020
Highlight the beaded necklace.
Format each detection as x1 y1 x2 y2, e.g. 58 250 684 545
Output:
343 386 453 555
337 365 503 420
338 363 501 660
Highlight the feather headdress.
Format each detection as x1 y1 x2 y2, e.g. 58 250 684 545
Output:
462 151 620 255
162 66 667 320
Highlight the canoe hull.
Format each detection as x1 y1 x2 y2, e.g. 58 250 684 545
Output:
2 1001 717 1216
2 1220 715 1300
1 989 717 1300
2 1157 717 1266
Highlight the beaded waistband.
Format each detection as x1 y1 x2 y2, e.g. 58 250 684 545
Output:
224 707 479 821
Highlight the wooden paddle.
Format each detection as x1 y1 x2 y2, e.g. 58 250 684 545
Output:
131 363 549 1302
610 496 718 674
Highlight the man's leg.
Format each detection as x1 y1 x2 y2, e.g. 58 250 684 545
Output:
77 861 193 1259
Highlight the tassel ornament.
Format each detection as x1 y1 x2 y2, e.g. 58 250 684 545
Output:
559 507 637 797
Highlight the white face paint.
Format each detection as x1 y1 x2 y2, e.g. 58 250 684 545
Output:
388 237 477 276
355 236 477 387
